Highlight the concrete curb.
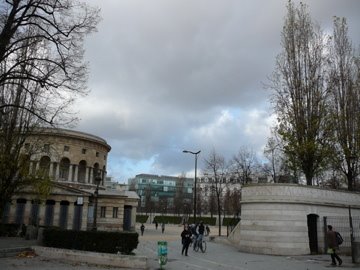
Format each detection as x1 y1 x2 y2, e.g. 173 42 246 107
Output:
0 247 33 258
32 246 148 269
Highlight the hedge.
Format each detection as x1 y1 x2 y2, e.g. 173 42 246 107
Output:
153 216 182 224
136 215 148 223
0 223 27 237
187 217 216 226
42 228 138 255
222 217 240 226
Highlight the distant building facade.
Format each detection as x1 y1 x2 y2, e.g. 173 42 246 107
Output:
129 174 194 213
1 128 138 232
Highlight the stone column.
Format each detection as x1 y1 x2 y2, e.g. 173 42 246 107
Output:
8 199 17 224
29 162 34 175
85 167 89 183
55 162 60 180
89 168 93 184
131 205 137 230
74 165 79 183
81 200 89 231
68 164 73 182
68 202 75 230
38 202 46 226
53 201 60 227
35 161 40 173
23 199 32 225
49 162 54 179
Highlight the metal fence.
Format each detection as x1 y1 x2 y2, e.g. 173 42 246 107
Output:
324 215 360 250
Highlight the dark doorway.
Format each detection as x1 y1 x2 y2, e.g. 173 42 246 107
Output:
307 214 319 254
73 202 83 231
45 200 55 226
123 205 132 231
59 201 69 229
15 198 27 225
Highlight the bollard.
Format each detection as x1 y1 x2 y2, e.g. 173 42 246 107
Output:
157 241 168 269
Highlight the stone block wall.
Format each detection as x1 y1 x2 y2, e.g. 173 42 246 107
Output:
229 184 360 255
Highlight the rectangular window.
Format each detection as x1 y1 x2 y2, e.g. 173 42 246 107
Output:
64 145 70 152
100 206 106 218
96 152 99 157
112 207 118 218
82 148 87 154
43 144 50 152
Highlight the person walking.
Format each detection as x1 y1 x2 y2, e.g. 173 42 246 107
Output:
140 223 145 236
161 222 165 233
155 221 158 230
326 225 342 266
205 225 210 236
181 224 192 256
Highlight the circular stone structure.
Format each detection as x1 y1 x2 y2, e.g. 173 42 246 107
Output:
228 184 360 255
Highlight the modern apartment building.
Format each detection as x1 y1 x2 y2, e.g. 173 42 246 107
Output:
129 174 194 212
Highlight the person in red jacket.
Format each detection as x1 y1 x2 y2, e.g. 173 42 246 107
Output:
326 225 342 266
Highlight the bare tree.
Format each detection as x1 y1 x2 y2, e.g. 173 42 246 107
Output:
327 17 360 191
231 146 258 184
0 1 100 217
268 1 331 185
174 174 186 215
204 149 228 236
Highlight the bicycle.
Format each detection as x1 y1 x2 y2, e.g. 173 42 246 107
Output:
194 237 207 253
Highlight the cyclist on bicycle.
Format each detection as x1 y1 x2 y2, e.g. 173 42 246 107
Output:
197 221 205 245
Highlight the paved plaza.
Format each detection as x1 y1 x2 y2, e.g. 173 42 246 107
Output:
0 224 357 270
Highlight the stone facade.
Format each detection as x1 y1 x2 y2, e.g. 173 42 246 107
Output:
228 184 360 255
2 128 139 232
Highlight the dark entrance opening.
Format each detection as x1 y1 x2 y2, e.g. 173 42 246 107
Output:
307 214 319 254
123 205 132 231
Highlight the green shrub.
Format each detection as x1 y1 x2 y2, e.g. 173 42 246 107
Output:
0 223 21 237
222 217 240 226
42 228 138 255
136 215 148 223
153 216 182 224
187 217 216 225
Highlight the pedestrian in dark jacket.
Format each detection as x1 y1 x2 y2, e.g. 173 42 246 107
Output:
181 224 192 256
140 223 145 236
326 225 342 266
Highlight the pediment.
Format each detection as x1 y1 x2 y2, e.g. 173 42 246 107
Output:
51 182 92 196
20 182 92 197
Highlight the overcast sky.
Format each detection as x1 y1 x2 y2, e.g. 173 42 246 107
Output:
73 0 360 183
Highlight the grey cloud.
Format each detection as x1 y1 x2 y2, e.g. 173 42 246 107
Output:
77 0 360 181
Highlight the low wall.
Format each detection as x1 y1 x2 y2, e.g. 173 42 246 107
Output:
229 184 360 256
33 246 147 269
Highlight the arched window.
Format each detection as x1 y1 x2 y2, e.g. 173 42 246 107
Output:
39 156 51 176
59 158 70 181
15 198 27 225
78 160 87 183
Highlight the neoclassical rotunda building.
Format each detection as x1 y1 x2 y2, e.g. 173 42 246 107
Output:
2 128 138 232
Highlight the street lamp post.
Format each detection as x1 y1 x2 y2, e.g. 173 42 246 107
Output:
183 150 201 224
92 173 102 231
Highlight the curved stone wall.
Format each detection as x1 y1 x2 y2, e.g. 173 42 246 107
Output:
25 128 111 187
229 184 360 255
